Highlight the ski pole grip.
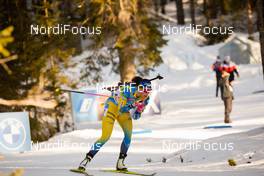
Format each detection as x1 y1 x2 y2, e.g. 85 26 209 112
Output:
149 74 164 82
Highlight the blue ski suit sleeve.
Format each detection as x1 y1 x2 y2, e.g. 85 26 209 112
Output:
144 97 150 106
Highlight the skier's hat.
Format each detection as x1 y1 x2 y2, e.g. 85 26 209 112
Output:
140 79 152 92
132 76 143 86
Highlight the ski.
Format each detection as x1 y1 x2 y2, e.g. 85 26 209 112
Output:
101 169 156 176
70 168 93 176
204 125 232 129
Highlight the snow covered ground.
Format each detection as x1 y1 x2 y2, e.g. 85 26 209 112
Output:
1 31 264 176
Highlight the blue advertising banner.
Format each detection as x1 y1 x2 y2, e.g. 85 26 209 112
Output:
70 90 99 123
0 112 31 153
70 89 162 124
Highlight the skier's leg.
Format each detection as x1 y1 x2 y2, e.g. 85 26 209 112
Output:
79 101 118 170
88 114 115 156
78 116 115 170
224 99 228 123
216 75 220 97
227 98 232 122
216 82 218 97
118 112 133 156
116 112 133 170
224 98 232 123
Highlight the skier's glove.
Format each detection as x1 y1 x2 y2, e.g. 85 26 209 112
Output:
133 111 141 120
130 109 141 120
134 102 145 113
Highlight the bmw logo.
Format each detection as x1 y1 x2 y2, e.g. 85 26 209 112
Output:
0 118 26 150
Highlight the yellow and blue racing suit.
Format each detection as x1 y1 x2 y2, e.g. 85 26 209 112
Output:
86 84 149 158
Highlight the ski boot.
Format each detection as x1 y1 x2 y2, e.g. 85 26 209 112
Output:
116 153 128 171
78 154 92 172
224 117 232 123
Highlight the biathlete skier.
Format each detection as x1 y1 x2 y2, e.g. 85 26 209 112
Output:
77 76 152 172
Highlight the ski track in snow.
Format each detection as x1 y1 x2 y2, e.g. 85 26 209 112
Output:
1 31 264 176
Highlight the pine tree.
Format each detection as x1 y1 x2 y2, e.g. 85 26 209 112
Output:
0 0 96 140
0 26 17 74
81 0 166 82
0 0 76 109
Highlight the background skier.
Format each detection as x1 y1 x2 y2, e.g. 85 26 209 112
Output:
211 56 222 97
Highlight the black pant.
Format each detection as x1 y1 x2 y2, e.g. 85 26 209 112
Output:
229 72 235 83
216 74 221 97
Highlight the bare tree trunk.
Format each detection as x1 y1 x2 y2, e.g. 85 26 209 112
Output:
154 0 159 13
203 0 210 25
0 96 57 109
203 0 207 14
247 0 254 40
175 0 185 25
0 55 17 74
0 72 57 109
119 49 136 82
190 0 196 26
205 0 218 26
161 0 167 14
257 0 264 80
219 0 227 15
207 0 217 20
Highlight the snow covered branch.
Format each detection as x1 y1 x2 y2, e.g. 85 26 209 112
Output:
0 96 57 109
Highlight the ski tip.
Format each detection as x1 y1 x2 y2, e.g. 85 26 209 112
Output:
70 169 93 176
70 168 83 173
70 168 90 175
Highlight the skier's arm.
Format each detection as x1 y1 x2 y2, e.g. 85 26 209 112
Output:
211 64 215 71
144 96 150 106
234 68 240 78
119 103 134 113
130 96 150 120
119 89 135 113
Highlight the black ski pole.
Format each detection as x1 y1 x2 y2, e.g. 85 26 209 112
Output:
149 74 164 82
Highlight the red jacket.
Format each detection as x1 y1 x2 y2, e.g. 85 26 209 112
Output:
219 63 237 73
